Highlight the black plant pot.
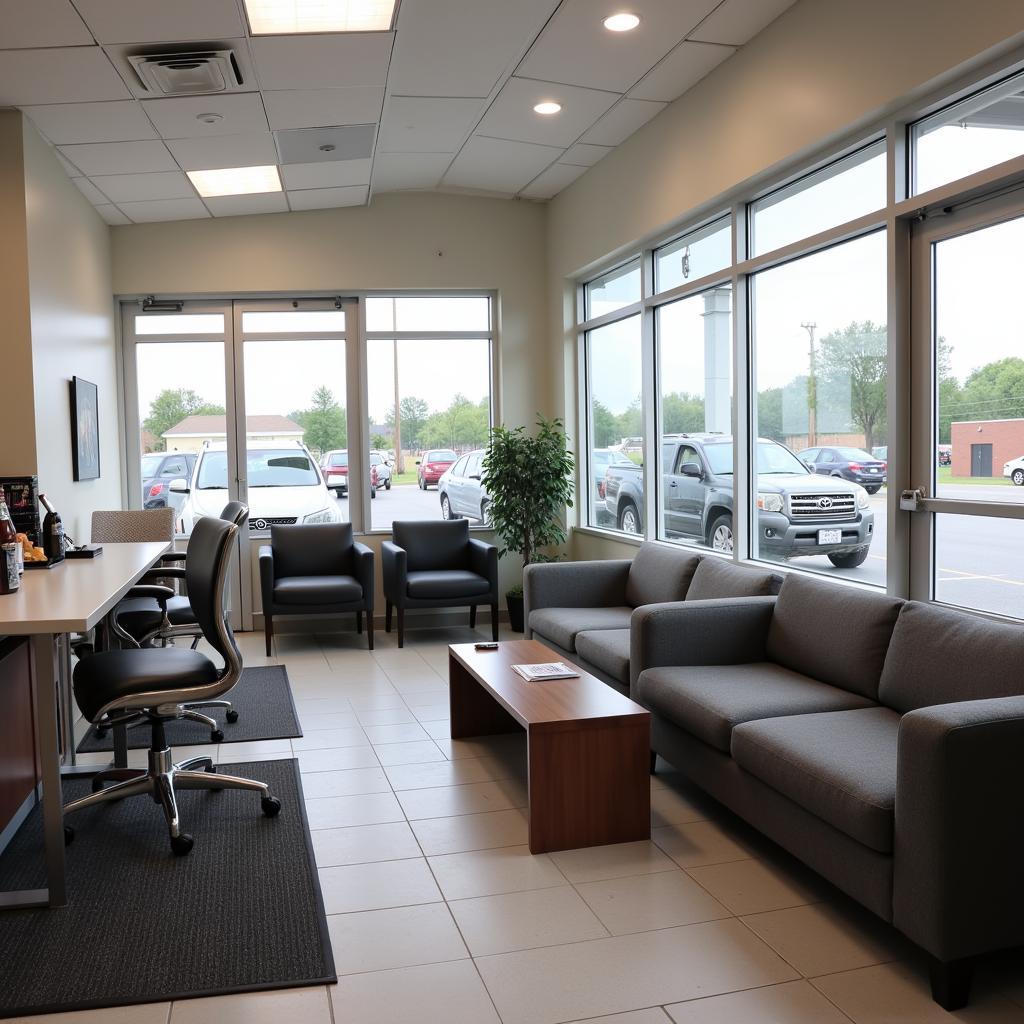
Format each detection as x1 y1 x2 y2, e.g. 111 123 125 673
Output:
506 593 524 633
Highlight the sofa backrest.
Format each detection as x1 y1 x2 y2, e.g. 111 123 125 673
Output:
393 519 470 572
766 574 903 699
625 543 700 608
879 601 1024 712
684 557 780 601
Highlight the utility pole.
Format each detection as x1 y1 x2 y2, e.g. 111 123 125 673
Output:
802 322 818 448
393 338 403 474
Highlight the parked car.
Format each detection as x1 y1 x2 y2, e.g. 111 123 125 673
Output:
797 446 887 494
438 449 489 523
1004 455 1024 485
417 449 457 489
938 445 952 467
172 441 342 535
320 449 378 498
370 451 392 490
141 451 196 510
602 433 874 568
592 448 634 501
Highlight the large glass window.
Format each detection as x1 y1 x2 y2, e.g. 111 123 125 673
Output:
933 513 1024 618
655 217 731 293
585 260 641 320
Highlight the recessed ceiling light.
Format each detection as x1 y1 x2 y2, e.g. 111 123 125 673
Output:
603 12 640 31
533 102 562 115
187 165 282 198
243 0 396 34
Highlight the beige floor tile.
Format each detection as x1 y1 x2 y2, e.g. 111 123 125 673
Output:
291 727 369 750
328 903 469 975
476 918 798 1024
372 740 447 766
7 1005 171 1024
318 857 441 914
329 959 500 1024
362 721 431 744
295 746 380 773
428 845 566 900
550 840 677 884
434 734 527 760
401 689 451 708
299 766 390 799
570 1011 672 1024
169 986 332 1023
449 885 608 955
411 808 529 856
666 979 851 1023
649 784 715 827
311 820 423 866
298 711 360 731
411 703 451 722
304 790 404 829
389 675 450 695
650 820 756 868
384 756 507 792
686 858 826 915
397 779 526 820
209 738 291 758
354 705 418 726
294 696 354 715
742 901 909 978
343 691 408 710
218 748 296 764
576 869 731 935
421 718 453 739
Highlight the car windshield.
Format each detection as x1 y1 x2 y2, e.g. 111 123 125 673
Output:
428 451 457 462
197 450 320 489
702 441 809 476
327 452 348 467
141 454 163 476
370 453 382 465
836 447 875 460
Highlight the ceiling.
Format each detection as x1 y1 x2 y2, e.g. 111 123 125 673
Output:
0 0 796 224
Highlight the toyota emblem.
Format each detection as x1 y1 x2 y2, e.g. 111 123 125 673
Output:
817 497 833 509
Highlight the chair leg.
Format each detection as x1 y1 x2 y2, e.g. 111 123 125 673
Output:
929 956 974 1011
155 773 183 839
113 720 129 770
265 612 274 657
385 601 392 632
367 611 374 651
173 769 269 797
91 767 146 790
357 610 363 634
397 606 405 648
491 604 499 642
64 774 152 815
469 604 477 628
177 755 214 772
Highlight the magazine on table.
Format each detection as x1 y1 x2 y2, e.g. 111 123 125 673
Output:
511 662 580 681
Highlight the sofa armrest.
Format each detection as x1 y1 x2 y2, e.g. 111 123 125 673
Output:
381 541 407 603
523 559 631 637
629 596 777 695
894 696 1024 962
353 542 375 611
258 544 275 614
468 538 499 596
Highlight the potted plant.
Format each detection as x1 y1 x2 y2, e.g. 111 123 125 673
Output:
482 416 575 632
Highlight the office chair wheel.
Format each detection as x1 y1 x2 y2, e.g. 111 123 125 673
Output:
211 728 225 743
91 776 105 793
261 795 282 817
171 833 194 856
64 825 75 846
94 726 107 739
226 709 240 723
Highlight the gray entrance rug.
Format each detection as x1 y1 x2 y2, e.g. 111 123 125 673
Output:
77 665 301 753
0 759 334 1018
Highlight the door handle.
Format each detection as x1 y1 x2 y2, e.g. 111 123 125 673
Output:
669 481 678 487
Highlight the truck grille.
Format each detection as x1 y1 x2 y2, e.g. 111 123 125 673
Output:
248 516 297 531
789 493 856 522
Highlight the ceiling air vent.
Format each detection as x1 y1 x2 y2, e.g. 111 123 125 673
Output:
127 50 244 96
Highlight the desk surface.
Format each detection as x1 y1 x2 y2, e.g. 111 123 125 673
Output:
0 542 170 634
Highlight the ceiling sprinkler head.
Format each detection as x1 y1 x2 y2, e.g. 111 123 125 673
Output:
196 112 223 124
319 143 336 153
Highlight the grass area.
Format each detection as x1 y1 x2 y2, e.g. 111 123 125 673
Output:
936 466 1012 486
390 469 419 486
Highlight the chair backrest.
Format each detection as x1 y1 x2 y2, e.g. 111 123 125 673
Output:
219 501 248 527
91 508 175 544
186 516 242 684
393 519 470 571
271 522 354 577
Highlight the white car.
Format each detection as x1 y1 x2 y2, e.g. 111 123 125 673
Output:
1004 455 1024 486
171 441 342 534
370 451 392 490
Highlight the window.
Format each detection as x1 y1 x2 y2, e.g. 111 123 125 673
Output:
655 217 731 292
585 260 641 320
135 313 224 335
933 513 1023 618
242 310 346 332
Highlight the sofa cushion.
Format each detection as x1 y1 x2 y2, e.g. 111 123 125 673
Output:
529 606 633 652
625 543 700 608
685 557 779 601
407 569 490 600
275 574 362 606
636 662 876 752
879 600 1024 712
576 628 630 683
732 707 900 853
766 574 903 700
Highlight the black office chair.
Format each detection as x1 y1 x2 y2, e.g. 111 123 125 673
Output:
64 516 281 856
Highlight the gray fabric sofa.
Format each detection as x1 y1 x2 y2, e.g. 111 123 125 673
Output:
523 543 779 695
632 571 1024 1010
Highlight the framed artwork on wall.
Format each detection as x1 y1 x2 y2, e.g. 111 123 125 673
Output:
70 376 100 481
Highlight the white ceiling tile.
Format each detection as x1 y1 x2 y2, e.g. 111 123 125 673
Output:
288 186 368 210
263 88 384 130
71 177 109 205
141 94 270 139
389 0 558 98
90 171 195 202
580 98 666 146
629 40 735 102
73 0 245 44
520 161 589 199
444 136 562 194
250 34 394 90
562 143 612 167
378 97 484 154
476 78 618 148
57 140 177 175
204 192 289 217
0 0 92 47
282 159 372 190
372 152 452 191
0 48 130 105
165 134 279 171
23 101 157 145
275 124 374 164
518 0 719 93
117 197 210 222
688 0 797 45
95 204 132 225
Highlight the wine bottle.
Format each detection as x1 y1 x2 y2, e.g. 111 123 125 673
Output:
0 488 21 594
38 493 65 564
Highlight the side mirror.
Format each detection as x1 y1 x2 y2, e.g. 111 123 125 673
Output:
679 462 703 478
169 478 189 493
802 460 815 471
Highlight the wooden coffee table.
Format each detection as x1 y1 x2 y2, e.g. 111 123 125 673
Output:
449 639 651 854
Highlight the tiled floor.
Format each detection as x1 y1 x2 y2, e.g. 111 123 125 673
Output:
22 627 1024 1023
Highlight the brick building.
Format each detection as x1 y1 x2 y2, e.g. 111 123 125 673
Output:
950 418 1024 477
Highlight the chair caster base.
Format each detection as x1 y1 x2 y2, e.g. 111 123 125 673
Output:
64 825 75 846
171 833 194 856
211 729 225 743
226 709 239 723
261 795 282 817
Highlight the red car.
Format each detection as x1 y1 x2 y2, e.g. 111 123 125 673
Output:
417 449 457 489
319 450 378 498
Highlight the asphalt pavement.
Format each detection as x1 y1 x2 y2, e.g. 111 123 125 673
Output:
331 481 446 531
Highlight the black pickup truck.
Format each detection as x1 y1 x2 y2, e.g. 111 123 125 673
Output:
601 433 875 568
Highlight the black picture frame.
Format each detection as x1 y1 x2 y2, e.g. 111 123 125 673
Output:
70 376 100 482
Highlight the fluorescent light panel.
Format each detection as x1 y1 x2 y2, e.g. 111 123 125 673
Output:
187 165 282 197
244 0 396 34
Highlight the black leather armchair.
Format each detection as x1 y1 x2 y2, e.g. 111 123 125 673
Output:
382 520 498 648
259 522 374 655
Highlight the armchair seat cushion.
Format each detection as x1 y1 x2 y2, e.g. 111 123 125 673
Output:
274 574 363 606
731 707 899 853
529 606 633 652
406 569 491 599
636 662 876 753
575 628 630 683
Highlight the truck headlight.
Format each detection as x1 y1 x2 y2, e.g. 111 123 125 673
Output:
304 507 336 524
855 486 870 509
756 492 784 513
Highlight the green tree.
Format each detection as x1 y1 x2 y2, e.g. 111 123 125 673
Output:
385 395 429 451
661 392 707 434
590 399 619 448
143 388 225 452
290 386 346 457
420 394 489 450
615 397 643 442
951 356 1024 428
371 433 389 450
818 320 888 450
756 387 784 442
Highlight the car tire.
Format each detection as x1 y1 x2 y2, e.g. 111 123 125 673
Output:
618 501 641 535
385 480 391 490
371 487 377 499
440 494 452 520
480 500 491 526
865 485 881 494
1013 469 1024 486
707 513 734 553
828 547 870 568
418 477 425 490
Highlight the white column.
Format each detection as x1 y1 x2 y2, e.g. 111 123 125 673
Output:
702 287 732 433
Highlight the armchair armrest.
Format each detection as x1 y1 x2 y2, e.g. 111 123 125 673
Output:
141 567 185 583
523 559 631 638
468 538 498 595
894 696 1024 962
353 542 375 611
160 551 187 563
123 584 175 605
259 544 275 614
381 541 407 603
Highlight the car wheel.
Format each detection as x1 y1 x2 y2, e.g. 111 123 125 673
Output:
440 494 452 520
480 500 491 526
618 502 640 535
865 485 881 494
828 547 870 568
371 487 377 499
708 513 734 553
1013 469 1024 486
418 476 425 490
385 479 391 490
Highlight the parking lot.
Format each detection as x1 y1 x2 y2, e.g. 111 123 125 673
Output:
331 481 445 531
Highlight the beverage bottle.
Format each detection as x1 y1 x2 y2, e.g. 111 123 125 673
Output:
39 494 65 564
0 488 21 594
